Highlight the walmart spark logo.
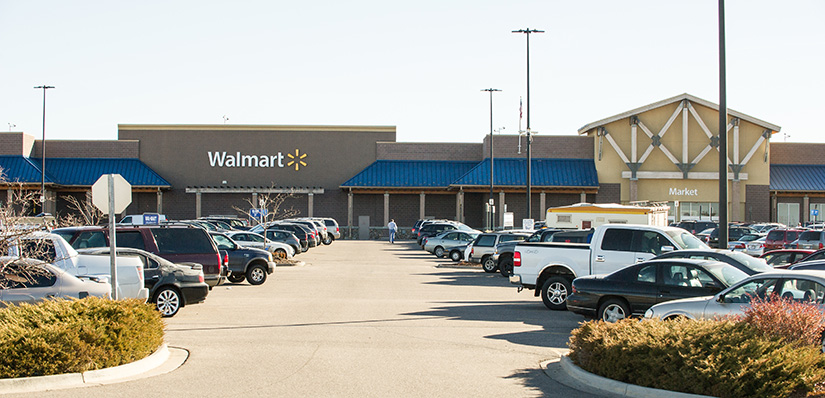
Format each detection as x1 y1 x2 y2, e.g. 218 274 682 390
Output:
286 149 307 171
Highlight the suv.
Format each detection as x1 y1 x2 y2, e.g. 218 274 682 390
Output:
209 232 276 285
705 226 754 249
469 232 531 273
675 220 717 235
52 224 227 288
319 217 341 244
417 222 460 246
765 228 805 251
794 230 825 250
263 229 303 254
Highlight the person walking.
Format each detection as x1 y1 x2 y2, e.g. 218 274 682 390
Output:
388 219 398 243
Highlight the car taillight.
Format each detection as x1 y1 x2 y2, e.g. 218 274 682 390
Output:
514 251 521 267
223 253 229 266
216 253 221 267
820 243 824 250
198 274 204 283
470 248 474 256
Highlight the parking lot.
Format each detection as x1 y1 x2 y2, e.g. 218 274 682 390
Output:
14 240 616 398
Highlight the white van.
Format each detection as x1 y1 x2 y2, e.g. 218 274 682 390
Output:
118 213 167 226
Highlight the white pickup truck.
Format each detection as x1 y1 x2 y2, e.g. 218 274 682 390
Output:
9 232 149 300
510 224 708 310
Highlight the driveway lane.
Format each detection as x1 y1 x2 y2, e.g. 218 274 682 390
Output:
9 240 617 398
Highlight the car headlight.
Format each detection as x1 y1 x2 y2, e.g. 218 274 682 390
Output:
644 308 654 318
268 253 273 262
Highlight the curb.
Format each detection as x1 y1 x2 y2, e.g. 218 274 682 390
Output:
556 355 714 398
0 344 178 394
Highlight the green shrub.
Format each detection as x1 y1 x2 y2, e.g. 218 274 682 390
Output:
742 296 825 347
0 297 164 378
568 318 825 398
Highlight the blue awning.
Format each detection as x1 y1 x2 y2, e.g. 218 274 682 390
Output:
451 158 599 188
770 164 825 192
0 156 170 188
0 156 54 183
341 160 478 188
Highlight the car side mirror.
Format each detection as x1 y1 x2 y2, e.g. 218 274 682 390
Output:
716 295 725 303
661 245 675 253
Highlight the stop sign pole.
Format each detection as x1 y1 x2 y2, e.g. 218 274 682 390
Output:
91 174 132 300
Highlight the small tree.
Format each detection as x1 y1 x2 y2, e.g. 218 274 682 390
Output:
0 169 52 288
233 187 301 226
59 191 103 227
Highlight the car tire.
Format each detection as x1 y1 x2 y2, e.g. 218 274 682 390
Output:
227 273 246 283
482 256 498 273
499 257 513 277
434 246 445 258
598 298 630 323
154 286 182 317
450 250 462 262
323 235 333 245
274 249 288 260
247 264 267 285
541 276 572 311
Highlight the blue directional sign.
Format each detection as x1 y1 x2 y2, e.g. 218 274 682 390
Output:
250 208 268 218
812 209 820 217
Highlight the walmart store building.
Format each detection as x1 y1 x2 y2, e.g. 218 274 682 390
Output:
2 93 824 233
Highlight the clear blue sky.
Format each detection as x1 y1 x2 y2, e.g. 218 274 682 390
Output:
1 1 822 144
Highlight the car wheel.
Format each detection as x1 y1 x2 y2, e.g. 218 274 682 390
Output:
323 235 333 245
450 250 462 262
227 273 246 283
598 298 630 323
154 286 182 317
541 276 571 310
247 264 267 285
434 246 445 258
499 257 513 277
274 249 288 260
482 256 498 273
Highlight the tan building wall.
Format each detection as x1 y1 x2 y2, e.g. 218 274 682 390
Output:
579 94 778 221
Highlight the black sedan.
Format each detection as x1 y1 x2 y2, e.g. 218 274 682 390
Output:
78 247 209 317
567 259 749 322
653 249 772 275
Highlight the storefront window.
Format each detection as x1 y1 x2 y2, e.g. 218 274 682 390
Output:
778 203 800 227
678 202 719 222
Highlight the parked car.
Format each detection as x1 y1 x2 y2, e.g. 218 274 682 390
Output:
209 232 276 285
224 231 294 259
424 230 480 257
285 219 322 246
262 229 303 254
727 233 765 252
745 236 767 256
797 249 825 264
0 258 111 306
199 216 248 230
653 249 772 275
760 249 815 268
417 222 461 246
704 226 755 249
643 270 825 321
749 223 786 233
789 260 825 272
319 217 341 243
52 224 227 288
674 220 717 235
494 229 578 277
446 243 471 262
469 232 531 272
78 247 209 317
764 228 805 251
792 230 825 250
567 259 748 322
252 223 312 251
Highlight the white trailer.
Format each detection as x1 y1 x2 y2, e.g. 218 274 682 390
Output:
545 203 669 229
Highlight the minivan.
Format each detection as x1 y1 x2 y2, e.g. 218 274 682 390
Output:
764 228 805 251
795 230 825 250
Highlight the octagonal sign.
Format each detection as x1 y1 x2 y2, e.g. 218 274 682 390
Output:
92 174 132 214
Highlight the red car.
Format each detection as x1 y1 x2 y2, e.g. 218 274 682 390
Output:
759 249 814 269
763 228 805 251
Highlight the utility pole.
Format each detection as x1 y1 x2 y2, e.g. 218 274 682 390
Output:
718 0 728 245
34 85 55 213
513 28 543 220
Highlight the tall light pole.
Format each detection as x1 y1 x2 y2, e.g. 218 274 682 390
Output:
482 88 501 231
717 0 728 244
513 28 543 220
34 85 55 213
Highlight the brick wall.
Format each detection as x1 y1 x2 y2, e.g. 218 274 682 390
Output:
352 195 383 227
745 185 770 222
771 143 825 165
482 135 594 159
388 194 420 228
32 140 140 159
377 142 482 161
0 133 34 156
595 183 622 203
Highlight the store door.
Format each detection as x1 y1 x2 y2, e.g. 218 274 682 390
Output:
358 216 370 240
778 203 800 227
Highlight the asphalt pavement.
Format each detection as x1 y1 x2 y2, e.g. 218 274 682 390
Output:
7 240 621 398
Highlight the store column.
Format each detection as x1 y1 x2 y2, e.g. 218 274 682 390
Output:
804 195 810 224
383 192 389 227
419 192 426 220
498 192 506 227
347 190 353 239
308 193 314 217
540 192 546 221
731 181 741 222
195 191 202 218
456 190 464 223
156 190 163 214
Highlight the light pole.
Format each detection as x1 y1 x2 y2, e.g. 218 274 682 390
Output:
482 88 501 231
34 85 55 213
717 0 728 245
513 28 543 220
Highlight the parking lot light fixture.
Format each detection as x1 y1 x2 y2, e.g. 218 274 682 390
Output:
482 88 501 230
512 28 543 220
34 85 55 210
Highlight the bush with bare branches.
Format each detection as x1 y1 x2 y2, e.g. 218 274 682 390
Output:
232 188 301 227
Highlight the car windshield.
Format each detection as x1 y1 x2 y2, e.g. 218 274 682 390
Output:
665 230 710 250
703 262 749 287
726 251 773 273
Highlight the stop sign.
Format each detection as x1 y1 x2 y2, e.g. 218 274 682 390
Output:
92 174 132 214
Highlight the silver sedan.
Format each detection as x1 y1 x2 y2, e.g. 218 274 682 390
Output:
0 259 111 306
644 269 825 321
423 230 480 257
